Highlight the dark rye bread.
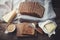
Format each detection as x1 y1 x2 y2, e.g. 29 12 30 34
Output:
19 2 45 18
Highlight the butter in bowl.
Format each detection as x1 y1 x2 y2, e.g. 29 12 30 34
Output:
38 20 57 37
4 24 16 34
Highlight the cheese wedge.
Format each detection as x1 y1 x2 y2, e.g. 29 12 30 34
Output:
45 22 56 33
2 9 17 23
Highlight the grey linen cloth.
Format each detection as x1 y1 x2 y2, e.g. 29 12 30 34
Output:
0 0 56 21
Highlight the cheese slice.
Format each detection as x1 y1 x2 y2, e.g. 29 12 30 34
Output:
2 9 17 23
45 23 56 33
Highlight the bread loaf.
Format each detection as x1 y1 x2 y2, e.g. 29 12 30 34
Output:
19 2 44 18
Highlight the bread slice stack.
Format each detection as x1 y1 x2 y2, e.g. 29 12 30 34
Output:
19 2 44 18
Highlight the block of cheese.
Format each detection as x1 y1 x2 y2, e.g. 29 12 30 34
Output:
45 22 56 33
19 2 44 18
16 23 35 36
2 9 17 23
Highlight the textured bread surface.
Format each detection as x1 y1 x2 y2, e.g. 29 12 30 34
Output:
16 23 35 36
19 2 44 18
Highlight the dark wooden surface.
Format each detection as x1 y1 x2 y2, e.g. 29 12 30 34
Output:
0 0 60 40
50 0 60 40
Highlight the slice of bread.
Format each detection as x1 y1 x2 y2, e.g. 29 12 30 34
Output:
16 23 35 36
